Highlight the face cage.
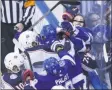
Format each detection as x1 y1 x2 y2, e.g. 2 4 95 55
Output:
12 64 25 73
27 41 39 48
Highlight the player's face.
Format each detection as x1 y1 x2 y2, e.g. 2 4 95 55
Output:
90 14 100 27
12 65 20 73
73 15 84 27
12 64 25 73
32 41 38 47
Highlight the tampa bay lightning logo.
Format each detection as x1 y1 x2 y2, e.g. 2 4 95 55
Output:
59 60 65 67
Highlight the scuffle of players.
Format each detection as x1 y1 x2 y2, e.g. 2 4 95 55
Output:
1 1 111 90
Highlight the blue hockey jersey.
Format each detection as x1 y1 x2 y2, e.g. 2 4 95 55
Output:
76 26 93 42
24 50 85 89
60 21 91 45
75 26 92 45
27 36 86 55
2 71 24 89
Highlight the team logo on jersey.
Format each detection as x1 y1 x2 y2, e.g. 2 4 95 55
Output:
10 74 18 80
59 60 65 67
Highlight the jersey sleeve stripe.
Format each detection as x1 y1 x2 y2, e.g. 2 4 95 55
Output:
61 55 76 65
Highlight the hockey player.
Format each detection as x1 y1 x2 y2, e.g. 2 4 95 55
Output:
18 30 60 69
18 29 56 52
61 3 92 47
36 24 87 63
17 24 87 71
59 21 91 48
61 4 92 49
73 14 93 41
72 14 95 62
18 30 39 50
23 39 85 89
58 21 92 63
18 24 86 60
71 14 109 89
1 52 27 89
17 25 93 89
60 17 109 89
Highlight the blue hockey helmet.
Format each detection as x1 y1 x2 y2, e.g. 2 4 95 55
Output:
43 57 61 75
40 24 57 39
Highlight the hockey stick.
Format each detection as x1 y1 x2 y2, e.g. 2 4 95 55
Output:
27 0 80 31
13 38 33 71
103 43 109 63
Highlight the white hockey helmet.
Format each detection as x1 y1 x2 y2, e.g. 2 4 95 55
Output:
4 52 25 73
18 31 38 49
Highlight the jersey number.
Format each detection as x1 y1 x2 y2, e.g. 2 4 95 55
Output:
65 80 74 89
16 83 24 89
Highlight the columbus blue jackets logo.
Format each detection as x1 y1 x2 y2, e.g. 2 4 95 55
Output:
10 74 18 80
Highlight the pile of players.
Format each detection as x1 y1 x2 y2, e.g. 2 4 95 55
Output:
1 5 110 90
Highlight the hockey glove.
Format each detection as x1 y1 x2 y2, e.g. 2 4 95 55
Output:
22 69 34 84
14 31 22 40
50 39 65 53
59 21 76 37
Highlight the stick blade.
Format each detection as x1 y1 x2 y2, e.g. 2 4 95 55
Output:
60 0 81 5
